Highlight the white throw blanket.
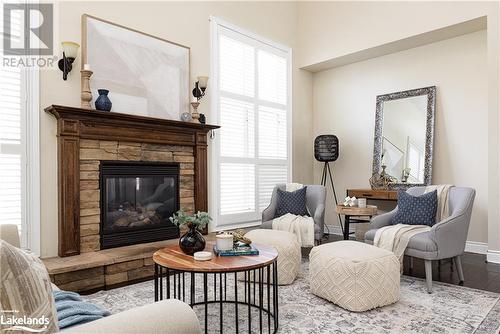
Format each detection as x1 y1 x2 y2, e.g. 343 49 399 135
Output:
424 184 453 221
286 183 304 191
272 213 315 247
374 224 431 270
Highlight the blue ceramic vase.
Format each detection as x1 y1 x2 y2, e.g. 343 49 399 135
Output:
95 89 112 111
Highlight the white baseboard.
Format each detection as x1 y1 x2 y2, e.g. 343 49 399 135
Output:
463 242 500 264
325 225 354 236
465 241 488 255
487 250 500 264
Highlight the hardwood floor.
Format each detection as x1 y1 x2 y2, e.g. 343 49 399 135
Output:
302 234 500 293
404 252 500 293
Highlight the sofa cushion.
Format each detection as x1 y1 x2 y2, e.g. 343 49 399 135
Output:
365 229 437 252
0 240 59 333
60 299 201 334
391 190 438 226
275 187 309 218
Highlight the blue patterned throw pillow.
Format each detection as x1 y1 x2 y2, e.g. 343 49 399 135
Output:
275 187 309 218
391 190 438 226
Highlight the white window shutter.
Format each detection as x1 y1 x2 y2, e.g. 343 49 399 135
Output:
258 165 287 211
0 154 22 225
213 18 290 227
0 29 23 234
219 34 255 98
258 50 287 105
220 163 255 215
220 97 255 158
258 105 287 160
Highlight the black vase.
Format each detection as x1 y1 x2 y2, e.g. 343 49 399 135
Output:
179 224 206 255
95 89 112 111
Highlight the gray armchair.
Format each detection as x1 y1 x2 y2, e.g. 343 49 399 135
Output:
261 184 326 244
364 186 475 293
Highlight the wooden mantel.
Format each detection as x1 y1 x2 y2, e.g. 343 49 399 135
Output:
45 105 219 257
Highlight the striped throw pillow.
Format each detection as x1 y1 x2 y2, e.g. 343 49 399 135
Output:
0 240 59 333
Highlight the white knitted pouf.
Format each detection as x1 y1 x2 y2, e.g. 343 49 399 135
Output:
309 240 400 312
244 229 301 285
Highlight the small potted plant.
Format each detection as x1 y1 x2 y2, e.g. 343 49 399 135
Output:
169 209 212 255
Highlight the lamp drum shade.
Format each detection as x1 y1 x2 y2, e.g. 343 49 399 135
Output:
314 135 339 162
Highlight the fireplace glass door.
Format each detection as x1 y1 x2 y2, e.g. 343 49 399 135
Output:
100 162 180 249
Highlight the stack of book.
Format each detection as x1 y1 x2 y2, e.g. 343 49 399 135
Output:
213 243 259 256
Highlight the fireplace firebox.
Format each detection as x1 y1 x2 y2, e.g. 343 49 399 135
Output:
99 161 180 249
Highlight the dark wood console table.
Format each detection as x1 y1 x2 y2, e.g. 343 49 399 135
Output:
346 189 398 201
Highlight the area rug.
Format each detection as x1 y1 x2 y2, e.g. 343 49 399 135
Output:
83 261 500 333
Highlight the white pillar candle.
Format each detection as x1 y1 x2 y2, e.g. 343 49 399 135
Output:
83 64 91 71
216 233 234 251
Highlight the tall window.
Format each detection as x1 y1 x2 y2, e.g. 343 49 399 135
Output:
0 67 24 234
0 4 40 253
211 17 291 228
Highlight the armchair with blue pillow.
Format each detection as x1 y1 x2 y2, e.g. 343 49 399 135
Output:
261 184 326 244
364 186 476 293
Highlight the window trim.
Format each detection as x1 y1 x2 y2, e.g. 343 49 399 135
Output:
209 16 292 230
23 67 41 255
24 1 41 254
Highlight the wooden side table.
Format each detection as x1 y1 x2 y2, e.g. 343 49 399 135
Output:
336 205 378 240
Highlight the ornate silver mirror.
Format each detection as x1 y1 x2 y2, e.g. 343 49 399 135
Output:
372 86 436 189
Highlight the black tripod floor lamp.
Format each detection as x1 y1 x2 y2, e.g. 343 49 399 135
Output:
314 135 343 235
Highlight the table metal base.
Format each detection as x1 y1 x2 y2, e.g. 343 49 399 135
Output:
154 261 278 334
343 215 373 240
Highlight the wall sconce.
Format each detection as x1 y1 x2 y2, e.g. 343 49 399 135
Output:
192 76 209 102
191 76 208 123
58 41 80 80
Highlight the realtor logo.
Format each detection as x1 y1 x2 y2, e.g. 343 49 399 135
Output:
3 3 53 55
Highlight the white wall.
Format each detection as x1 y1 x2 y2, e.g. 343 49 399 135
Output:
297 1 496 68
39 1 313 257
313 30 488 243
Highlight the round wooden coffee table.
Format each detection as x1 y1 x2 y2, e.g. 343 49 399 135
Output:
153 241 279 334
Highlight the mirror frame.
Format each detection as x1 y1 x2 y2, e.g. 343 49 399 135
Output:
372 86 436 189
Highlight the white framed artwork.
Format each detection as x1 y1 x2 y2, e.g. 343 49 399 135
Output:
82 14 190 120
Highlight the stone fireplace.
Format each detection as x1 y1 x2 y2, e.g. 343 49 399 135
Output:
99 161 180 249
45 105 219 257
43 105 218 291
77 139 194 253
